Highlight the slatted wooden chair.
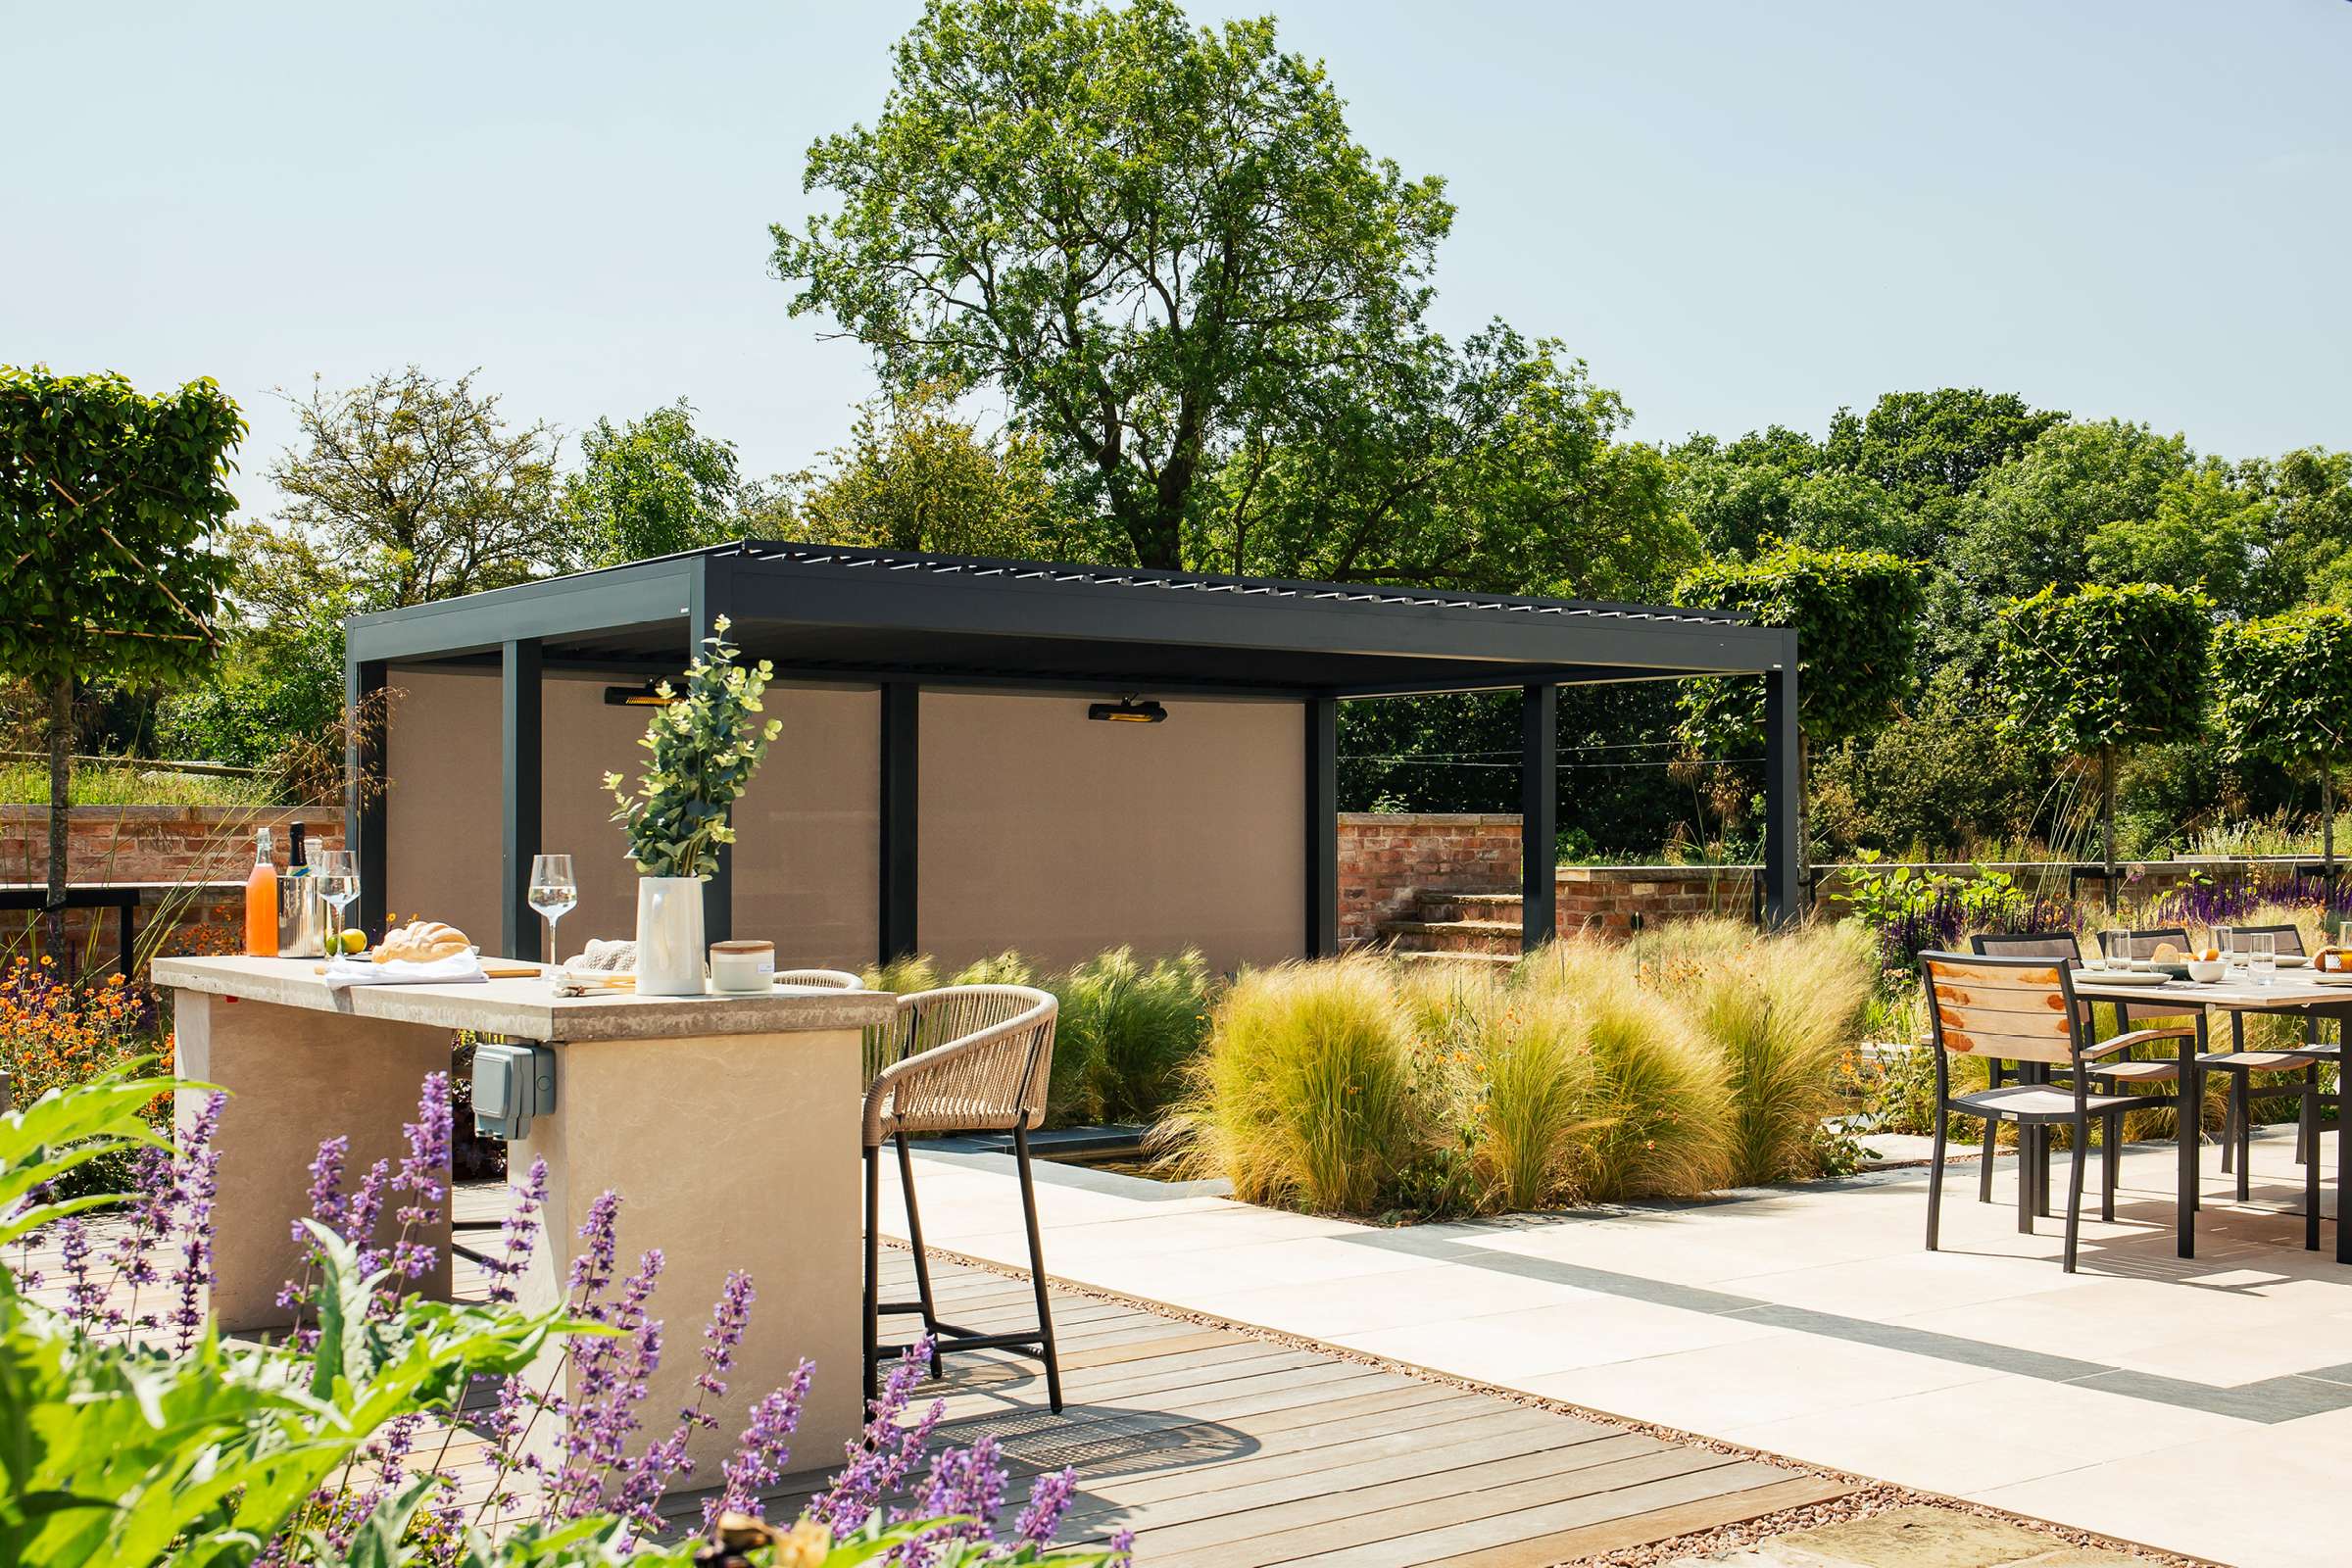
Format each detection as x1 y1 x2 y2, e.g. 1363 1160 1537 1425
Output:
863 984 1063 1410
1921 952 2175 1271
1968 932 2109 1216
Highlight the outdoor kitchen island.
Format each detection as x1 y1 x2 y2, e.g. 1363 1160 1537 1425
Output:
154 955 899 1463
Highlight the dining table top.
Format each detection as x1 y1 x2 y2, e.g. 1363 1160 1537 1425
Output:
2070 965 2352 1010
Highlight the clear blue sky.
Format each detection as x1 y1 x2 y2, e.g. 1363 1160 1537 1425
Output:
7 0 2347 521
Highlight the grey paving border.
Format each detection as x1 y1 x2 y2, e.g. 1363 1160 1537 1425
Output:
1334 1223 2352 1424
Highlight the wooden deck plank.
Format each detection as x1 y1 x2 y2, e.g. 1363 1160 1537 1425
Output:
1414 1475 1859 1567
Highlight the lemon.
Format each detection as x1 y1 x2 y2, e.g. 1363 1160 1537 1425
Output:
338 928 368 956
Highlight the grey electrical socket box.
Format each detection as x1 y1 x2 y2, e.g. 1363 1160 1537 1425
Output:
473 1043 557 1140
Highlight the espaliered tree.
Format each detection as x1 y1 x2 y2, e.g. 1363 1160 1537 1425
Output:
0 368 243 936
2212 604 2352 875
1994 582 2210 905
1675 543 1924 896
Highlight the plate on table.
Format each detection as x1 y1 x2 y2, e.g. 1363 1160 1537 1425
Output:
2087 968 2176 987
2277 955 2309 968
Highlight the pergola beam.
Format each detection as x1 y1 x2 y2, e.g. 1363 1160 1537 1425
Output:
500 638 544 960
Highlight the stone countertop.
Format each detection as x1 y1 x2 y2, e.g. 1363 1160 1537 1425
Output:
151 956 896 1043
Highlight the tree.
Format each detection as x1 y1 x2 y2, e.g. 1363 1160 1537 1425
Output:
565 399 747 566
1674 544 1924 890
779 382 1114 561
2212 606 2352 871
266 367 564 610
1669 429 1905 562
2239 447 2352 613
1823 387 2066 539
1938 419 2195 669
1199 322 1694 596
0 367 243 926
772 0 1453 568
1993 582 2210 902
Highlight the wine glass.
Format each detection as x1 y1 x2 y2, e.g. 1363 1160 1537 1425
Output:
315 850 360 956
528 854 578 968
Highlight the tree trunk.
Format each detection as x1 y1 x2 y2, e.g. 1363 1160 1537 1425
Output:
2099 745 2117 912
44 674 71 958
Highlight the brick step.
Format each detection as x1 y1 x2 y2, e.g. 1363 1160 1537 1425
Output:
1391 949 1518 969
1415 891 1525 923
1375 917 1524 955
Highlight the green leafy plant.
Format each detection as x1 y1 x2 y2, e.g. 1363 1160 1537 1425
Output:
2212 605 2352 871
1048 948 1213 1126
1675 543 1924 887
0 367 244 931
1994 582 2210 897
606 617 782 879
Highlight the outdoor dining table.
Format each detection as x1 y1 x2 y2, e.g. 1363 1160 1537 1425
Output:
2072 968 2352 1261
152 954 900 1466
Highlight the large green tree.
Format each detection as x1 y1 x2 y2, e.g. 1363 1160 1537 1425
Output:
265 367 564 610
0 367 243 923
772 0 1453 568
1823 387 2066 540
565 399 747 566
1199 322 1693 595
2212 605 2352 870
1993 582 2210 900
1668 427 1905 562
1675 544 1924 889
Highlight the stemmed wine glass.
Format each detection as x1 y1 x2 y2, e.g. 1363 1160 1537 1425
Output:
316 850 360 956
528 854 578 968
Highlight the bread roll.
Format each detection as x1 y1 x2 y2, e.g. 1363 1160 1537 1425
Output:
374 920 471 964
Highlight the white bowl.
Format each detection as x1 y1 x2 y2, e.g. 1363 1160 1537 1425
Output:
2185 959 2226 983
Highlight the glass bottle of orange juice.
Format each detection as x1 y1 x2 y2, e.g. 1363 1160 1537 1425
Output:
244 828 279 957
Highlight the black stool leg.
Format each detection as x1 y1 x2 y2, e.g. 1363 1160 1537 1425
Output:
895 1132 943 1376
863 1143 882 1402
1011 1120 1063 1413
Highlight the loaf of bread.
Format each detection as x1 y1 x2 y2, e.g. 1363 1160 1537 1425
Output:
374 920 471 964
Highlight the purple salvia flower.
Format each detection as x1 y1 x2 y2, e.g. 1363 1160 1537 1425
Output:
1107 1526 1136 1564
709 1360 811 1528
169 1092 225 1355
616 1267 757 1537
484 1154 549 1305
385 1072 453 1291
812 1339 946 1537
1012 1466 1079 1548
56 1218 100 1334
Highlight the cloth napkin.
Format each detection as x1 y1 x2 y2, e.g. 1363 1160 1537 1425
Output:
321 951 489 990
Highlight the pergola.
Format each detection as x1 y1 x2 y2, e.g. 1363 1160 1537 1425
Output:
344 543 1798 967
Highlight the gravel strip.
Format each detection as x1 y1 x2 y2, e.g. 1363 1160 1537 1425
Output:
890 1239 2220 1568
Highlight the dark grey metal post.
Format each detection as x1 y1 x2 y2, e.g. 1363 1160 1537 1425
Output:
1762 639 1801 925
1520 684 1558 950
1305 698 1340 957
880 682 920 962
501 638 544 960
346 657 389 939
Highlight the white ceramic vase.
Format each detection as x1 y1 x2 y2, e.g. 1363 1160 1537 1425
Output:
634 876 706 996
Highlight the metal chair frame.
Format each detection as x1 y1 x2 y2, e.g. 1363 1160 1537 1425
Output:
1922 951 2180 1271
861 984 1063 1412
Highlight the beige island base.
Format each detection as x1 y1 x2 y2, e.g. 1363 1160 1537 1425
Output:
155 955 898 1465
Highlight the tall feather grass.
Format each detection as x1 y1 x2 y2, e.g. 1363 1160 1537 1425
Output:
1163 955 1423 1213
1051 947 1213 1125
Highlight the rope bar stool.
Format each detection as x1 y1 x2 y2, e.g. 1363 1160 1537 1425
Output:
862 984 1063 1411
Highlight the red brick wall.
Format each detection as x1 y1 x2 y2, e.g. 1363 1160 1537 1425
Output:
1338 813 1522 944
1554 864 1758 935
0 806 343 887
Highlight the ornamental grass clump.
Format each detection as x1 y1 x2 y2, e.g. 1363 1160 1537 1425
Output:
1165 955 1423 1213
1465 985 1592 1212
1518 937 1731 1202
1050 947 1213 1126
1647 918 1875 1186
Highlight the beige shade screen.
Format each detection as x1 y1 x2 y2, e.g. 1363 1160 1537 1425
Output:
916 692 1304 974
384 669 877 968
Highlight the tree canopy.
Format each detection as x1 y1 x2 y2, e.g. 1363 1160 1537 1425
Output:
0 366 244 903
266 367 564 610
565 399 748 566
773 0 1453 569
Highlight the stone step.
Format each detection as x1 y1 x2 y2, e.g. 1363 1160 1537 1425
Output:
1375 917 1524 955
1410 890 1525 923
1391 949 1518 969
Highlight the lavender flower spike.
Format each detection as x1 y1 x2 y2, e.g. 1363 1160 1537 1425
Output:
709 1359 812 1529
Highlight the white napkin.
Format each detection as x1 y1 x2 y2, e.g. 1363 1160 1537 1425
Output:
321 951 489 990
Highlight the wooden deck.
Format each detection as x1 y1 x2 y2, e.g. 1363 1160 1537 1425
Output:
23 1189 1855 1564
727 1250 1855 1566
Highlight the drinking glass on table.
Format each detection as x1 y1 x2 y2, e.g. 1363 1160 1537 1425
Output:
2247 931 2277 987
528 854 578 967
315 851 360 953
